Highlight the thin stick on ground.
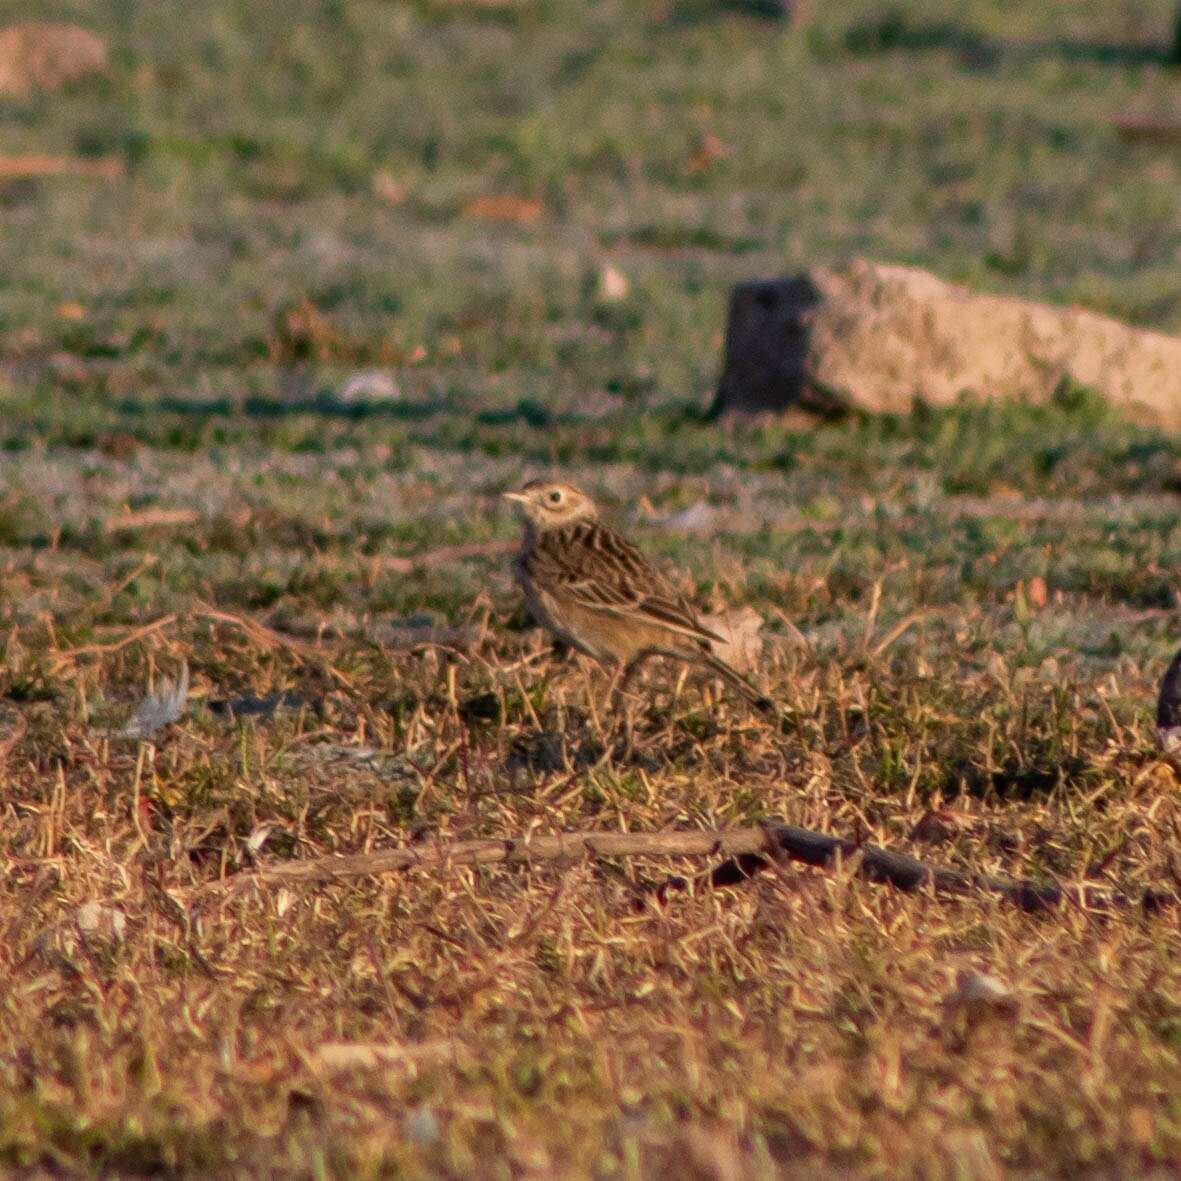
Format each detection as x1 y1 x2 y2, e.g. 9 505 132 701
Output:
49 613 177 670
0 155 123 180
196 603 357 686
376 538 516 574
206 821 1177 915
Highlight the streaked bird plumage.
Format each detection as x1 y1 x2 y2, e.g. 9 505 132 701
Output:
503 479 772 714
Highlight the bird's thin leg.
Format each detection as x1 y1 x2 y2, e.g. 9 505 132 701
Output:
603 659 624 696
610 648 666 759
608 661 634 756
619 698 636 761
612 647 662 712
671 663 690 713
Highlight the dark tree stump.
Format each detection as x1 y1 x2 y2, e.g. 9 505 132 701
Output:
710 275 839 417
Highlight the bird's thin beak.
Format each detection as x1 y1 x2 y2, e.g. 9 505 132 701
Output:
501 491 528 504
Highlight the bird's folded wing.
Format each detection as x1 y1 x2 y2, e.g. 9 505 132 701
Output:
623 593 727 646
567 576 723 645
527 524 725 645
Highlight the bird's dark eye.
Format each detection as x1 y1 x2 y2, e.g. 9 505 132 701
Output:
548 490 563 505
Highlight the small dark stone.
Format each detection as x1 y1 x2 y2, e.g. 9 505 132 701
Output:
207 692 317 720
1157 648 1181 750
1158 648 1181 730
286 1088 321 1118
1142 887 1178 915
505 729 605 775
709 853 769 887
728 0 792 17
459 692 501 725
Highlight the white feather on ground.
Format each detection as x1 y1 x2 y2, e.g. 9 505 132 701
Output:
115 661 189 740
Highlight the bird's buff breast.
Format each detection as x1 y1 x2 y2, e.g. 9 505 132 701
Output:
517 573 667 665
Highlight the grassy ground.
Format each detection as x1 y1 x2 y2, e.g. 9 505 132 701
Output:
2 0 1181 1176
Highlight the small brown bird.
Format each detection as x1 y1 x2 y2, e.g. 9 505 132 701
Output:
503 479 772 714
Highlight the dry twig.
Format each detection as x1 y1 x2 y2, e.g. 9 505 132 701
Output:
0 154 121 179
49 613 177 670
104 508 200 532
378 539 515 574
206 821 1176 914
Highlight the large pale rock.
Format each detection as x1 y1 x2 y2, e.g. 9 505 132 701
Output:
0 22 108 96
714 259 1181 430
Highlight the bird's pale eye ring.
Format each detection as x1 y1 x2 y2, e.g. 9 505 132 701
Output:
547 490 563 505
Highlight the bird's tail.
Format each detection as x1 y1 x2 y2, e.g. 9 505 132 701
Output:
696 649 776 718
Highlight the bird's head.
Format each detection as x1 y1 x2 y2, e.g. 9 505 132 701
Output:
502 480 599 530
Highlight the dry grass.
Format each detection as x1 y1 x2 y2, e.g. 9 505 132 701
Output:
2 437 1180 1176
2 0 1181 1172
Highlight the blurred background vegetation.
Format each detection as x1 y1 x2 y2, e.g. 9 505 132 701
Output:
2 0 1179 433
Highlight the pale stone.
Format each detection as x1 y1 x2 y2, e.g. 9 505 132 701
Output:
715 258 1181 429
